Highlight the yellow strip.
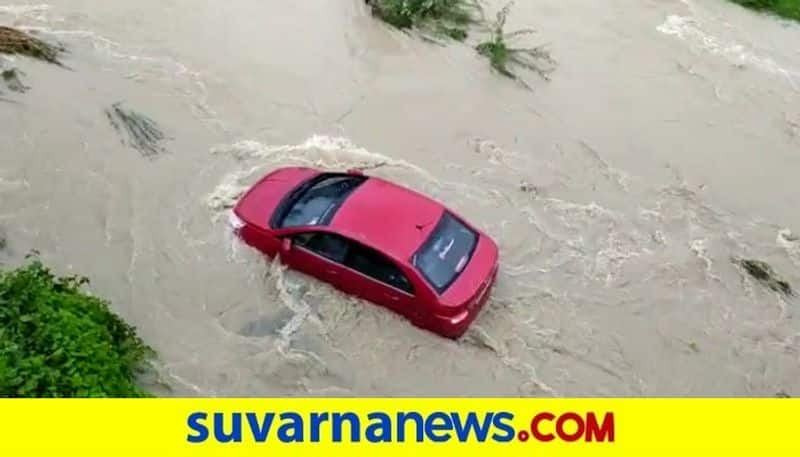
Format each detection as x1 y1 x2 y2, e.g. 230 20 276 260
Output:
0 399 797 456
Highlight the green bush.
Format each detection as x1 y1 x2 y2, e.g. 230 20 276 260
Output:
367 0 481 40
0 259 154 397
729 0 800 21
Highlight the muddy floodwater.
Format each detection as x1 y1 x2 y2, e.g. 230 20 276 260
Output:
1 0 799 396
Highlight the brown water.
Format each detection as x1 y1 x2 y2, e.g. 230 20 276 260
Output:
1 0 799 396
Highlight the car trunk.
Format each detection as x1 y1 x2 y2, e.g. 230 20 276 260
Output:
436 234 499 316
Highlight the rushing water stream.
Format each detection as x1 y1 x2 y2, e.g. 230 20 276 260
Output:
1 0 799 396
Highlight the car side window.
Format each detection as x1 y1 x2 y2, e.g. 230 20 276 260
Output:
292 232 349 264
344 243 414 295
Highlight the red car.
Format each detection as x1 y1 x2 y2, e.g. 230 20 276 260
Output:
228 167 499 339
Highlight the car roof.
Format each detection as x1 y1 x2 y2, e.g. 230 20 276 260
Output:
328 176 446 262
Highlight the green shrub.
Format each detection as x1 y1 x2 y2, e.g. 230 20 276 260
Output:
367 0 481 41
729 0 800 21
0 259 154 397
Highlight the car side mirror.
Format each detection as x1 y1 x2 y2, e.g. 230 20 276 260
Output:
280 238 292 253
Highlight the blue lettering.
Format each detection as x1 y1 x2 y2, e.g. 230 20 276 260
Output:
213 413 242 443
365 413 392 443
277 413 304 442
397 412 425 442
424 412 453 442
451 412 493 442
246 413 275 442
332 413 360 442
310 413 329 442
189 410 519 444
491 412 516 442
186 412 208 443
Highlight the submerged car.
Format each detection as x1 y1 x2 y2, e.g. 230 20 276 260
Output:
228 167 499 339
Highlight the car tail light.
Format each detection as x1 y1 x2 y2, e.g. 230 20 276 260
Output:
448 309 470 325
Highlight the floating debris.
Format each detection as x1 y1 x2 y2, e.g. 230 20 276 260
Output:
732 257 794 297
105 102 168 158
2 68 29 93
0 26 62 65
519 179 538 195
476 2 555 87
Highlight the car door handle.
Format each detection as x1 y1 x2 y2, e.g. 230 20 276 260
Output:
385 293 401 302
325 269 339 276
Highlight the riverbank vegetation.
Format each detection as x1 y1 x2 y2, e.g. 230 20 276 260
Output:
366 0 481 41
730 0 800 21
367 1 553 86
0 258 154 397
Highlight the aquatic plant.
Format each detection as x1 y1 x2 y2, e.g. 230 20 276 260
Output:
105 102 167 158
2 68 28 93
729 0 800 22
476 2 555 87
732 257 794 297
0 26 62 65
0 258 155 397
366 0 482 41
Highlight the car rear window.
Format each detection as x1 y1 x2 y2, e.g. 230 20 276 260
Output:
274 173 366 228
412 212 478 294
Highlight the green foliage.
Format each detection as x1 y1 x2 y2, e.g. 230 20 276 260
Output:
0 259 154 397
729 0 800 21
476 2 554 87
367 0 482 41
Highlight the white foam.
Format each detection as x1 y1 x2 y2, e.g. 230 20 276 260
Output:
12 16 215 121
206 134 440 216
212 134 434 179
658 15 799 90
205 167 255 213
0 4 51 21
777 229 799 266
690 238 721 283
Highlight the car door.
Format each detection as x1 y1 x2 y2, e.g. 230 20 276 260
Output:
338 241 420 321
281 231 350 288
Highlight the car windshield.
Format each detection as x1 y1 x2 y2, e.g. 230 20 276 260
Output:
277 174 366 228
412 212 478 294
